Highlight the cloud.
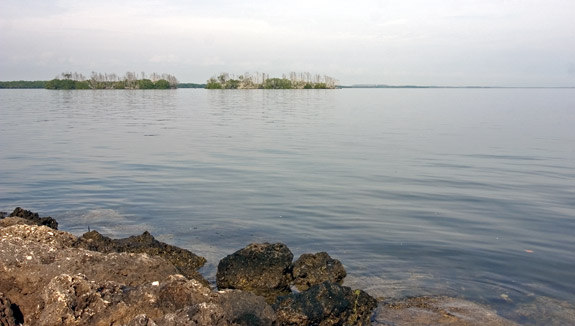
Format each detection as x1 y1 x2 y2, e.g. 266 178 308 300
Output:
1 0 574 85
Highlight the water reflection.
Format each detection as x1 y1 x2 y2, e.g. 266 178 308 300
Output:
1 89 574 324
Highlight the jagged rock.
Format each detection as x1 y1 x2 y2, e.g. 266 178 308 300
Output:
372 296 517 326
74 230 207 284
216 243 294 302
6 207 58 229
273 281 377 326
292 252 346 291
0 293 23 326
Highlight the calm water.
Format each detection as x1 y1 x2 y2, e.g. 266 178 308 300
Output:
1 89 574 311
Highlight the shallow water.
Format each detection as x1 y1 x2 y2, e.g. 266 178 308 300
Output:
1 88 574 317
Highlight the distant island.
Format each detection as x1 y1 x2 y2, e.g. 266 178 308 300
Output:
2 77 571 90
206 72 338 89
43 72 179 90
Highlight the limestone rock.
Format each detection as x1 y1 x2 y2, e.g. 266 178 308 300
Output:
217 243 294 302
0 225 181 324
292 252 346 291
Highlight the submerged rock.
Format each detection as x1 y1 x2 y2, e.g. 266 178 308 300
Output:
372 296 517 326
292 252 347 291
216 243 294 302
274 281 377 326
4 207 58 229
74 230 207 284
508 296 575 326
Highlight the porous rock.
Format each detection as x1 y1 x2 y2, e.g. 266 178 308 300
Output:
74 230 207 284
273 281 377 326
217 243 294 302
292 252 347 291
37 273 276 326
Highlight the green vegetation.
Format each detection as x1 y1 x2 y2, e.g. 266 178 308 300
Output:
206 72 337 89
178 83 206 88
44 72 179 90
45 79 90 90
0 80 46 88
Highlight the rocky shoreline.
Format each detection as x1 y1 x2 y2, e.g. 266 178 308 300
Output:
0 208 571 325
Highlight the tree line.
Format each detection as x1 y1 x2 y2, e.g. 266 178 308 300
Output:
0 80 46 88
206 72 338 89
45 72 179 90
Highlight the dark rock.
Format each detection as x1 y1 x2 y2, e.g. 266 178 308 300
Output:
273 281 377 326
0 212 6 219
74 230 207 284
216 243 294 303
7 207 58 229
292 252 347 291
0 293 23 326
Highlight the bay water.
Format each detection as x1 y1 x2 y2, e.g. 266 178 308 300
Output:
1 88 574 318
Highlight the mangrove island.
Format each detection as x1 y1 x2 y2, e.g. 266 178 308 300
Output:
45 72 179 90
206 72 338 89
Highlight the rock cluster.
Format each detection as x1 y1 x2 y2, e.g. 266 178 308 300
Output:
0 208 377 325
3 208 539 325
216 242 374 325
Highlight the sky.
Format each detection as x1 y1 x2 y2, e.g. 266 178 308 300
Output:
1 0 574 86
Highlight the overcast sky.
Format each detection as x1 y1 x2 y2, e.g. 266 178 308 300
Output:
1 0 574 86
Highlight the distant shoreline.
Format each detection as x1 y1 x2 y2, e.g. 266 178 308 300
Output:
1 80 573 89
